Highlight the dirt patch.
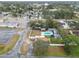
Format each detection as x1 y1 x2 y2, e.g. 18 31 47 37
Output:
20 31 30 55
47 46 66 56
31 30 41 36
0 44 5 51
39 37 49 42
20 42 29 55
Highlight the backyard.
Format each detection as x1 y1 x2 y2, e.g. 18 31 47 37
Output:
30 30 49 42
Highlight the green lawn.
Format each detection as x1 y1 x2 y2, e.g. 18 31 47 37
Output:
49 37 64 44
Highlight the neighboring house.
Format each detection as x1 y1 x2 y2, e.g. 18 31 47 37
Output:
60 20 70 29
2 12 11 16
74 11 79 18
54 19 70 29
49 9 58 12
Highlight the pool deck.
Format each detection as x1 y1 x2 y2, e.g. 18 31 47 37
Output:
30 30 49 42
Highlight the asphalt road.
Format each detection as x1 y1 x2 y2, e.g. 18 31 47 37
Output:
0 16 29 58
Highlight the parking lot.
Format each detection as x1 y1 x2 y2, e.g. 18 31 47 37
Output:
0 29 16 44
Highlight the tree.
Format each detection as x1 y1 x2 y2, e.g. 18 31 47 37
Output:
53 9 74 19
70 46 79 57
63 35 79 56
42 7 74 19
49 37 64 44
33 40 49 57
45 19 59 29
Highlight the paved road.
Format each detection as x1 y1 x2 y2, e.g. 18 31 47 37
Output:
0 16 29 58
20 16 34 58
0 30 25 58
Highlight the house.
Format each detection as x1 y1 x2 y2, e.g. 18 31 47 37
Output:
54 19 70 29
48 28 61 38
2 12 11 16
49 9 58 12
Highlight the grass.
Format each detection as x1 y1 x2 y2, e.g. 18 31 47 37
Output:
0 34 19 55
0 44 5 51
49 37 64 44
69 46 79 57
47 46 66 57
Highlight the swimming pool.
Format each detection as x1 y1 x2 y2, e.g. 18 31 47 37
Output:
41 31 53 36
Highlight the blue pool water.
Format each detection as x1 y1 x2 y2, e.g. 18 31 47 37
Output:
41 31 53 36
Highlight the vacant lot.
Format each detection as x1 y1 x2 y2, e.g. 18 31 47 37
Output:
47 46 66 57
